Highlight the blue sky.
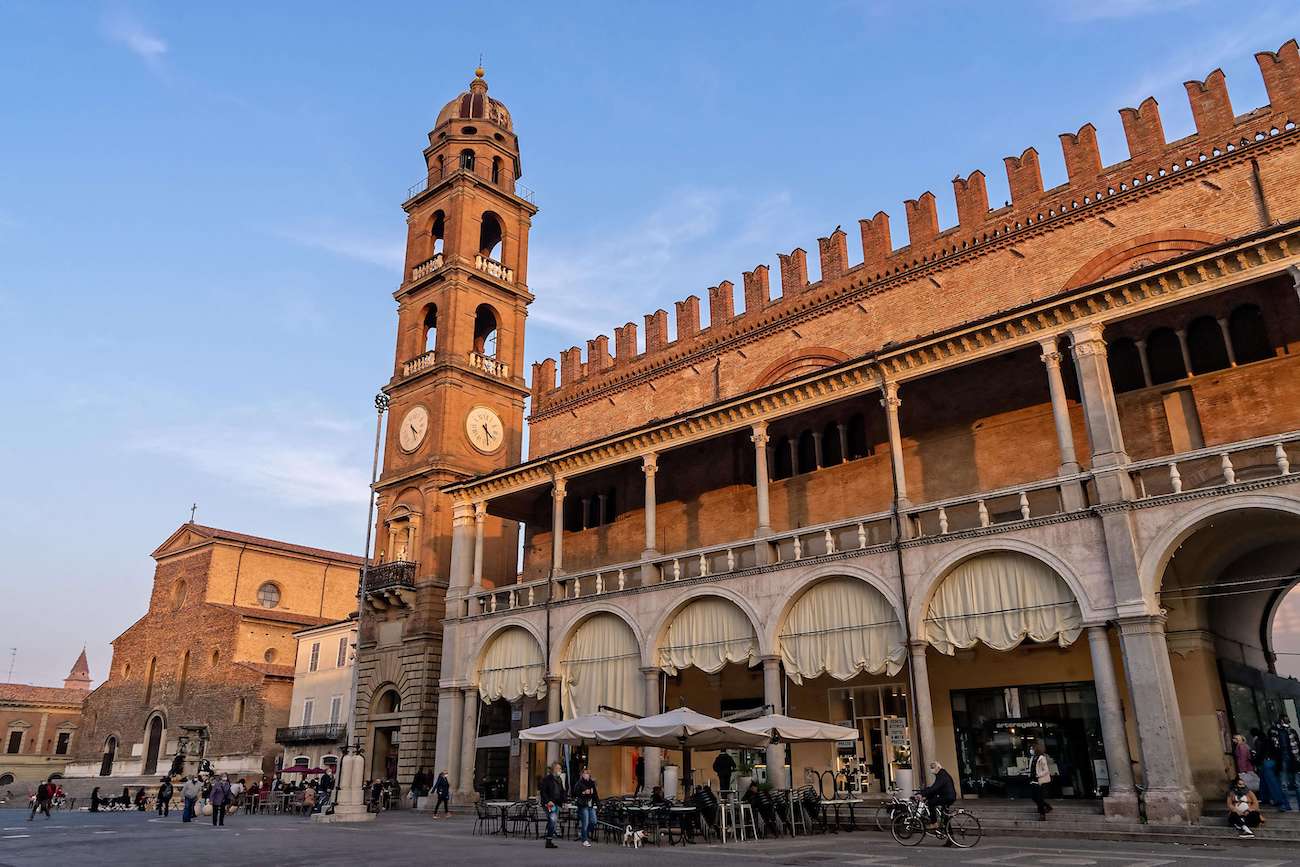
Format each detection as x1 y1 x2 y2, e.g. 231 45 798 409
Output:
2 0 1300 687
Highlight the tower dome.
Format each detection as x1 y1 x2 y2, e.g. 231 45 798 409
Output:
435 68 513 131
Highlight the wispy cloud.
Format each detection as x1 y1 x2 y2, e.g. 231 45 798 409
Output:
102 9 169 70
133 411 369 509
273 225 405 271
1055 0 1201 22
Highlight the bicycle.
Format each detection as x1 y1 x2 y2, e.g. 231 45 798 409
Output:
873 788 909 832
890 796 982 848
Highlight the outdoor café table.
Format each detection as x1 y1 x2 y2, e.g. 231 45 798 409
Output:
667 805 698 845
484 800 515 836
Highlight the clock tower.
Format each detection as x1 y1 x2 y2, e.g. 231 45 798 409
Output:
354 68 536 784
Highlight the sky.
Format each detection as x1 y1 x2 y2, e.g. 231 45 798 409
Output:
2 0 1300 688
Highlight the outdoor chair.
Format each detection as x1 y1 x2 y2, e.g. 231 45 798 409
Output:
752 788 782 837
797 786 827 833
472 799 492 836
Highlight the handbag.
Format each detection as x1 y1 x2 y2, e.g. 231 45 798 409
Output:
1241 771 1260 792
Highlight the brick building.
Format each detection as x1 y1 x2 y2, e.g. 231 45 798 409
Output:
367 42 1300 824
67 523 362 782
0 652 90 793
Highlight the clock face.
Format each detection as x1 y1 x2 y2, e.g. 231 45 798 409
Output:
398 406 429 452
466 405 504 453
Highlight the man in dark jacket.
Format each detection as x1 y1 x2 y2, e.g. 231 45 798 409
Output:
432 771 451 817
713 751 736 792
156 778 173 817
27 780 53 821
916 761 956 820
539 762 567 849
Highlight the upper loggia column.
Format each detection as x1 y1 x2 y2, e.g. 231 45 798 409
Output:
1085 625 1137 818
448 499 476 599
550 477 566 577
471 501 486 586
881 380 911 509
907 640 937 786
751 423 773 537
641 668 662 790
1069 324 1133 503
761 655 788 789
1216 317 1238 366
641 454 659 559
1040 336 1085 510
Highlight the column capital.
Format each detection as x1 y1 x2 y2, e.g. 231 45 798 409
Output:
544 674 562 687
880 379 902 410
461 685 478 699
750 422 770 448
641 453 658 474
451 499 475 525
759 654 782 667
473 501 487 521
907 639 929 654
1070 322 1107 353
552 476 567 498
1039 346 1062 368
640 666 661 678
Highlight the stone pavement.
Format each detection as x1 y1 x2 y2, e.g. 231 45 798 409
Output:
2 808 1298 867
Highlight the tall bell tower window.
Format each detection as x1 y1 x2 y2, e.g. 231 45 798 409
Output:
491 156 502 184
478 212 503 261
460 149 475 171
423 304 438 353
474 305 499 357
431 210 445 255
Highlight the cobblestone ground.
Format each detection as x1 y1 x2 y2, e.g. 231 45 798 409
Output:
1 808 1296 867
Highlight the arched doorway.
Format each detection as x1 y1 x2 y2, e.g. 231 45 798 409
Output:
559 613 642 794
369 688 403 783
474 626 546 799
142 716 165 776
100 736 117 777
1154 506 1300 797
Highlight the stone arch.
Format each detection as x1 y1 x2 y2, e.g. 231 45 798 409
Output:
554 602 649 669
909 537 1100 636
750 347 851 390
767 562 905 654
468 617 548 687
646 585 769 667
1063 229 1227 289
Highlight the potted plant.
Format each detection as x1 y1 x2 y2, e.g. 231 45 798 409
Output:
735 760 755 797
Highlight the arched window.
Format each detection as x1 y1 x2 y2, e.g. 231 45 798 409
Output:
430 210 445 256
1229 304 1273 363
99 736 117 776
473 304 499 357
435 154 444 180
1145 327 1186 384
1186 316 1229 374
234 697 246 724
797 430 818 474
177 650 190 702
143 657 156 706
846 414 868 459
211 649 220 667
172 580 187 611
491 156 502 185
376 689 402 714
422 304 438 354
478 212 503 261
773 437 793 480
1107 337 1146 392
822 422 844 466
459 148 475 171
292 755 310 768
257 582 281 609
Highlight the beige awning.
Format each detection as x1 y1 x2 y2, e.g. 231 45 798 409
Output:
778 577 906 684
925 552 1082 655
561 613 643 718
478 626 547 703
658 597 758 675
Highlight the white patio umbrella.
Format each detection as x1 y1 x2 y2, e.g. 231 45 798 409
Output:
733 714 858 744
518 712 628 747
598 707 769 795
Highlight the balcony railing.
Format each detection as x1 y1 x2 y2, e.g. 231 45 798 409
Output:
474 254 514 283
904 474 1093 537
468 351 510 379
403 351 436 378
1127 430 1299 499
275 724 347 745
366 560 416 593
406 165 536 204
410 253 444 282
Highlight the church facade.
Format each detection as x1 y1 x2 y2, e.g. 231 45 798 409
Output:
0 652 90 791
371 42 1300 824
67 524 362 781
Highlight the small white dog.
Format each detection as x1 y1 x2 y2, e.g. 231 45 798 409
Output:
621 825 646 848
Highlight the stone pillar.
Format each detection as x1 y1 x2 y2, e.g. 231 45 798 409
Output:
1040 336 1085 510
882 380 911 508
641 454 659 558
471 502 486 586
1134 338 1154 387
751 422 773 537
761 656 788 789
811 430 824 469
836 423 849 464
443 687 465 794
550 477 566 577
545 676 562 767
458 687 479 798
1174 328 1194 377
580 497 591 530
641 668 662 790
1086 626 1137 819
907 641 937 785
1116 615 1201 823
449 500 475 592
787 439 799 474
1069 325 1132 503
1217 317 1238 366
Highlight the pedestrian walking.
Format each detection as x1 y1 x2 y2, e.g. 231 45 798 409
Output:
539 762 567 849
317 769 334 814
1271 715 1300 799
210 774 232 826
156 777 173 817
1255 726 1292 811
432 770 451 817
1029 741 1054 821
180 776 201 823
1227 775 1262 838
572 767 599 848
27 779 53 821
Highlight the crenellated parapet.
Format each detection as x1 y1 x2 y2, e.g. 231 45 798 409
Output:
529 40 1300 414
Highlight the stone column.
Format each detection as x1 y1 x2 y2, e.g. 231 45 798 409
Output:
811 430 824 469
545 676 562 767
787 439 799 474
1174 328 1194 377
1040 337 1085 510
882 380 911 508
1069 325 1132 503
641 454 659 558
1116 615 1201 823
458 687 479 797
442 687 465 793
641 668 662 790
1086 626 1137 819
1134 338 1154 387
1217 317 1238 366
471 501 486 587
551 477 566 577
836 423 849 464
907 641 937 786
761 656 788 789
449 499 476 593
751 422 773 538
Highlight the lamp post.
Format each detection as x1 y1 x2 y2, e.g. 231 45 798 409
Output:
321 392 387 824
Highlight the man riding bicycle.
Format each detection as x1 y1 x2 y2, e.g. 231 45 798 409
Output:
915 760 956 825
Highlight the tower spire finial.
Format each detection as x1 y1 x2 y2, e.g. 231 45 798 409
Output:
475 53 484 78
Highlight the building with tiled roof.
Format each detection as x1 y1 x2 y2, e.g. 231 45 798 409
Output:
1 651 90 794
65 523 360 782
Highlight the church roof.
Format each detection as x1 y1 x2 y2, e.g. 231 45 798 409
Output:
152 523 364 566
434 68 513 131
0 682 88 708
68 648 90 679
208 604 333 628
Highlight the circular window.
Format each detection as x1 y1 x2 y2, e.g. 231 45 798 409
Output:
494 133 504 142
461 126 477 134
172 580 187 611
0 773 14 786
256 582 281 609
264 648 278 664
